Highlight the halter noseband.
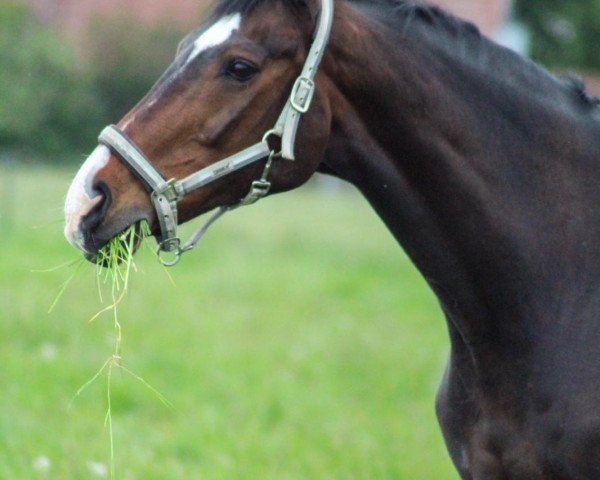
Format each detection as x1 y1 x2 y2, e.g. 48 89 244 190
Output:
97 0 334 266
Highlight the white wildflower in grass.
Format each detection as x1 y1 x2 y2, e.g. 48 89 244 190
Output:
87 460 109 478
32 455 51 473
39 342 57 361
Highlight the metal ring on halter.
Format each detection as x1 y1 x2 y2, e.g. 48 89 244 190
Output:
157 244 183 267
262 128 281 143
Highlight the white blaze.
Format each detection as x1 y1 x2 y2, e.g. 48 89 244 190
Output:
186 13 242 66
64 145 110 251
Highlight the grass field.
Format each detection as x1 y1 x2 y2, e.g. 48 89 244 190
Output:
0 164 458 479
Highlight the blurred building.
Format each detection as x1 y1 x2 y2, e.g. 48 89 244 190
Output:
434 0 510 37
27 0 531 56
25 0 600 95
26 0 207 33
29 0 515 37
434 0 528 54
584 76 600 97
28 0 526 40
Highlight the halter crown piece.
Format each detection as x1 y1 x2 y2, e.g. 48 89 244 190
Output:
97 0 334 266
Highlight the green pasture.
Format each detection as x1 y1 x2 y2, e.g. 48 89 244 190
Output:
0 164 457 479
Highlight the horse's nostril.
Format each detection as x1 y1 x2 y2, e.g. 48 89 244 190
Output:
80 182 112 234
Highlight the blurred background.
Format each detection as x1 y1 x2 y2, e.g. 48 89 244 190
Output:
1 1 599 479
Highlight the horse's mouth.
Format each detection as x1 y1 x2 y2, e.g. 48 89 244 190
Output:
84 221 146 267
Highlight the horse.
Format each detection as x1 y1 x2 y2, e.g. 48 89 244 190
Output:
63 0 600 478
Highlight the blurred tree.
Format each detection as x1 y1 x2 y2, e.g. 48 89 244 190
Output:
0 4 185 161
514 0 600 71
86 17 186 122
0 3 105 160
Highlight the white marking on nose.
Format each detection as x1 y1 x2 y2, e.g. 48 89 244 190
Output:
186 13 242 66
64 145 110 251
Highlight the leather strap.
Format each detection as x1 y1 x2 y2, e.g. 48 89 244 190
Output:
99 126 171 194
279 0 334 160
100 125 271 250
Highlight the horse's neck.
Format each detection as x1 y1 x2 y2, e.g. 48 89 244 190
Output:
321 5 600 353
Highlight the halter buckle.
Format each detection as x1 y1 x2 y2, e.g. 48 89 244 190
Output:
158 236 180 253
158 178 182 202
290 76 316 113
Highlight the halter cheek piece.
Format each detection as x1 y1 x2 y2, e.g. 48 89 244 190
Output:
97 0 334 266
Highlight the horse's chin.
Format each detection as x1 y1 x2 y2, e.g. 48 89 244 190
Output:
84 221 147 267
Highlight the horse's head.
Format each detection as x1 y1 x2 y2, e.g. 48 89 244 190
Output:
64 0 333 261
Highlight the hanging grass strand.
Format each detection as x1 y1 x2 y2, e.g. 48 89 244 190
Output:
47 259 86 314
70 221 173 480
98 223 138 480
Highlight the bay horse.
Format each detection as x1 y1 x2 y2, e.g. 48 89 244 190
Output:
64 0 600 478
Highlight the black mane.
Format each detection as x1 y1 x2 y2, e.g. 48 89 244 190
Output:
381 0 481 37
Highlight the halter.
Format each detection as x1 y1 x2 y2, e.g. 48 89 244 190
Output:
98 0 334 266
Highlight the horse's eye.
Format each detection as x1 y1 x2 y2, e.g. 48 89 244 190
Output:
224 59 259 82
